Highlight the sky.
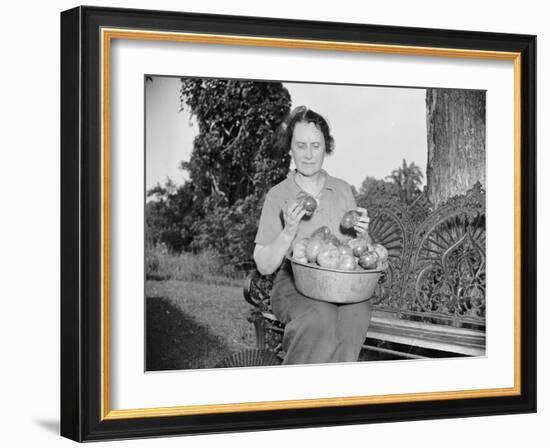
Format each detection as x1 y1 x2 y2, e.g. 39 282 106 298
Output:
145 76 427 193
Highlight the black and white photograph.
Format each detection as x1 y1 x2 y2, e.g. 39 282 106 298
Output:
144 76 487 371
55 3 537 443
1 0 544 444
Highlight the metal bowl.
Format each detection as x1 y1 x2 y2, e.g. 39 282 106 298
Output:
288 257 383 304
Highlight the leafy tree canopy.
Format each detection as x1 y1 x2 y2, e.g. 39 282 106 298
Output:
356 160 426 215
146 79 292 271
386 159 424 205
179 79 292 205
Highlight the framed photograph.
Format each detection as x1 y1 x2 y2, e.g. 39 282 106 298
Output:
60 5 536 442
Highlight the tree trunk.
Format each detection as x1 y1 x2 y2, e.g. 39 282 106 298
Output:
426 89 486 207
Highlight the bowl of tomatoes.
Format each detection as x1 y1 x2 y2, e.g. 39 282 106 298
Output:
289 225 388 304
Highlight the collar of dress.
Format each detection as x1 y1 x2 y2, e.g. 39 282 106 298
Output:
287 169 336 194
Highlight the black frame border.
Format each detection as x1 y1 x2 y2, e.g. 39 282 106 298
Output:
60 5 536 442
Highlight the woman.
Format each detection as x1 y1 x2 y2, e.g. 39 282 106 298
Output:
253 106 373 365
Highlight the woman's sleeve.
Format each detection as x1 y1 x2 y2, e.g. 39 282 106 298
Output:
254 192 283 245
344 183 358 210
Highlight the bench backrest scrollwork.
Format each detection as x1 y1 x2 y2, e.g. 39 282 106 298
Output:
369 182 486 329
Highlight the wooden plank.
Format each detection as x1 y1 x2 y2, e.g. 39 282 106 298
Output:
260 311 486 357
367 318 485 356
371 313 486 338
363 344 426 359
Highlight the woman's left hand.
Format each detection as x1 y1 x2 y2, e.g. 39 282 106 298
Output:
353 207 370 235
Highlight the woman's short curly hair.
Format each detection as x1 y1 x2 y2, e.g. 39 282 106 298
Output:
276 106 335 155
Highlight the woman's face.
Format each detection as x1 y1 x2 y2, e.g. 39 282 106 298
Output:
290 121 326 177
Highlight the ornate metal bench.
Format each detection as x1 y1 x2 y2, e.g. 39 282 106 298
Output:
244 183 486 361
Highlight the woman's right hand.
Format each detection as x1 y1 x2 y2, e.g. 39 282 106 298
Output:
254 200 306 275
282 200 307 238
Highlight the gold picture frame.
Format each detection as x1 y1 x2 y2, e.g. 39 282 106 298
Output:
61 5 536 441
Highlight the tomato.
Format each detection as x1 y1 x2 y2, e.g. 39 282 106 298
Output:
310 226 332 240
317 243 340 269
306 239 324 262
359 251 379 269
338 245 354 257
297 193 318 216
291 238 309 259
373 243 389 263
349 238 368 257
338 255 357 271
340 210 361 230
327 235 342 247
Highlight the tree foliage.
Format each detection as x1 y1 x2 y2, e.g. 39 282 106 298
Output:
355 176 400 207
355 160 427 219
179 79 292 203
386 159 424 205
146 79 292 271
145 179 199 252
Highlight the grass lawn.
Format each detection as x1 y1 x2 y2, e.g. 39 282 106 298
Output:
145 278 391 371
146 279 256 371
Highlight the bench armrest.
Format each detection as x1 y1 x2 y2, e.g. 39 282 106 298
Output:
243 271 258 307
